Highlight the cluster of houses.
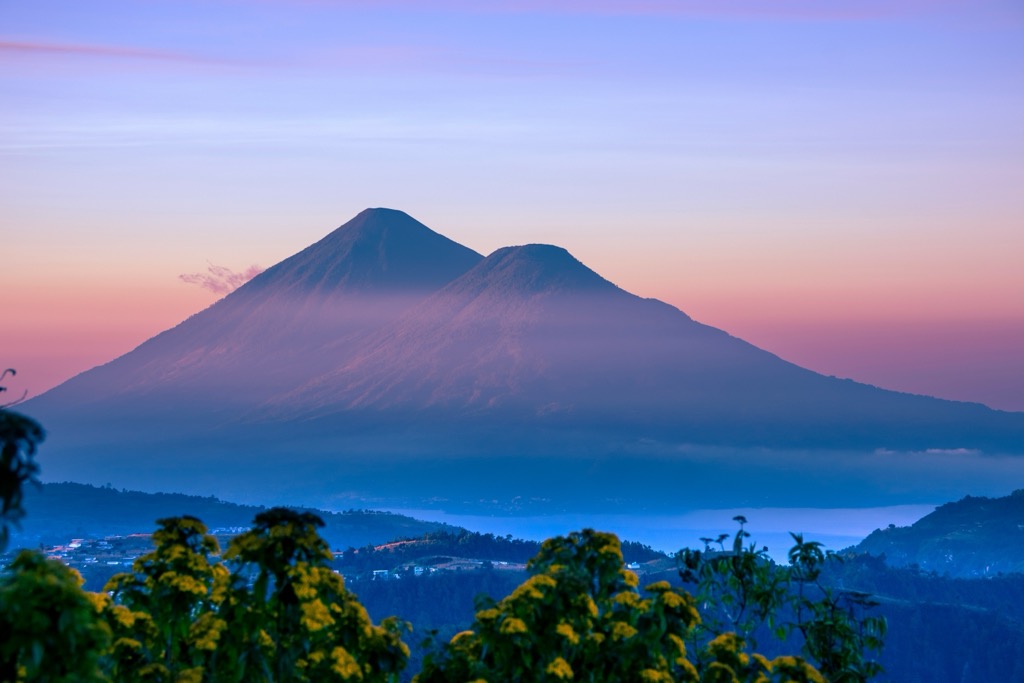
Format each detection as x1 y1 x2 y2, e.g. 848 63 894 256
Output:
17 532 649 589
43 533 152 571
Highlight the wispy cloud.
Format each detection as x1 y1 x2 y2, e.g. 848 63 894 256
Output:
303 43 581 75
0 39 233 65
513 0 964 21
0 113 535 152
179 263 264 295
283 0 973 22
0 37 574 79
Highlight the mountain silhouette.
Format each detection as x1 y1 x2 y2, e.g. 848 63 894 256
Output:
28 208 482 423
263 241 1022 451
23 209 1024 508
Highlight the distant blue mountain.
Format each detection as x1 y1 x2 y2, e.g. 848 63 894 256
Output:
15 481 455 551
23 209 1024 509
853 489 1024 577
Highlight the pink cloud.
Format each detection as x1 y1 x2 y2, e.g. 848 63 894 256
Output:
179 264 264 295
0 40 233 65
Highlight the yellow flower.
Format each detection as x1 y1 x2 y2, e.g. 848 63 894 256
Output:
597 537 622 556
703 661 737 682
476 608 501 622
708 632 744 658
645 581 672 592
85 591 109 613
500 617 528 635
660 591 688 609
350 602 372 627
331 646 363 680
210 564 230 604
622 570 639 587
450 630 475 644
555 622 580 645
64 566 86 588
139 663 171 678
110 605 137 628
678 658 699 683
113 637 142 651
613 591 639 607
301 599 335 632
293 570 319 600
164 572 207 596
165 545 186 561
611 622 638 641
510 584 543 601
639 669 672 683
668 633 687 663
770 656 825 683
546 656 574 680
175 667 204 683
258 629 275 648
189 615 226 651
510 574 556 602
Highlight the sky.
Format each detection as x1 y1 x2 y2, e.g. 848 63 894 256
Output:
3 0 1023 411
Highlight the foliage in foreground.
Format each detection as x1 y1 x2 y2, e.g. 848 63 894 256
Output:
0 368 45 553
417 528 840 683
0 512 888 683
678 518 885 682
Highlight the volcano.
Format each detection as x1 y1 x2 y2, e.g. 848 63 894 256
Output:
23 209 1024 509
28 208 482 424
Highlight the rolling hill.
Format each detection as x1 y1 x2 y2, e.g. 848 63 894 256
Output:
853 489 1024 577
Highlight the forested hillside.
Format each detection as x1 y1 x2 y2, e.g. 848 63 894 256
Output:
333 529 668 575
15 482 455 550
854 489 1024 576
344 536 1024 683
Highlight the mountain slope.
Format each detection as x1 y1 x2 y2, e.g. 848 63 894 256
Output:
27 208 482 429
266 242 1023 451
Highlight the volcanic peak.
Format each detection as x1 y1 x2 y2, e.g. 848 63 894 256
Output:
244 207 483 295
458 243 618 297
